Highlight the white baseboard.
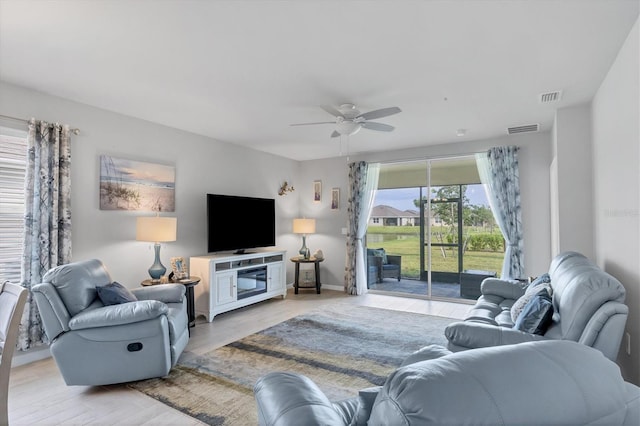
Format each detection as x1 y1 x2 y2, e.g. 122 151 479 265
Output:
12 345 51 368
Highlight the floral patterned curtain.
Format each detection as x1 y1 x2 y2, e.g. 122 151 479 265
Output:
345 161 379 295
475 146 524 279
18 119 72 350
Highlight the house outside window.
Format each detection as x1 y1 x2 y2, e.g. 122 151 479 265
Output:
0 127 27 283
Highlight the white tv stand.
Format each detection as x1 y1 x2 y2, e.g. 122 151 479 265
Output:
190 249 286 322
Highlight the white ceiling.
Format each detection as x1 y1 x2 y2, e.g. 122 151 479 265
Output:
1 1 637 161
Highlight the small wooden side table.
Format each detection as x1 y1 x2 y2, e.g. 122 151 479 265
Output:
141 276 201 335
290 257 324 294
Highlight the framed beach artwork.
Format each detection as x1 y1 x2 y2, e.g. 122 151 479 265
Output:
99 155 175 211
331 188 340 210
313 180 322 203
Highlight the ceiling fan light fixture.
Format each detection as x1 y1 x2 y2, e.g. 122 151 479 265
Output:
290 103 401 138
337 121 362 136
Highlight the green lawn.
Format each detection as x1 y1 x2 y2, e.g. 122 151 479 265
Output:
367 226 504 278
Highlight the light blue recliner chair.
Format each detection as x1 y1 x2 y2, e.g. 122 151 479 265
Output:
32 259 188 386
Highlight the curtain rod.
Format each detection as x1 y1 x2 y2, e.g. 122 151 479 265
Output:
0 114 80 135
377 151 485 166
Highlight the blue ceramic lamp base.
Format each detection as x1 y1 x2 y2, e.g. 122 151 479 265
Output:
298 235 310 259
148 243 166 281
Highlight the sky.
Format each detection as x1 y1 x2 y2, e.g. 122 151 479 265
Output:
374 185 490 211
100 155 175 186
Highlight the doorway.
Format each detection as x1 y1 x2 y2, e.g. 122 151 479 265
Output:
365 156 504 301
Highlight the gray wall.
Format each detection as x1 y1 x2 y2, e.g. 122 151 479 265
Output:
591 18 639 384
552 104 594 260
0 82 303 288
296 157 350 289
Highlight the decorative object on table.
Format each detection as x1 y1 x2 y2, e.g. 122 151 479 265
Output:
277 181 294 196
170 256 188 279
313 180 321 202
293 218 316 258
313 249 324 260
99 155 175 211
331 187 339 210
302 270 315 286
136 214 177 282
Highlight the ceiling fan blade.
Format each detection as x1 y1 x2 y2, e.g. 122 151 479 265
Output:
358 106 402 121
362 122 395 132
330 130 341 138
290 121 335 127
320 105 343 118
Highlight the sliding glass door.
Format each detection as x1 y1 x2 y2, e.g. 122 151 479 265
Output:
366 156 505 301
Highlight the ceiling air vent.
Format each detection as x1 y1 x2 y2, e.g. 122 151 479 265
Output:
539 90 563 103
507 124 539 135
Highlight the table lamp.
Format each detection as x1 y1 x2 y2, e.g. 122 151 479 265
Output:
136 215 177 281
293 218 316 259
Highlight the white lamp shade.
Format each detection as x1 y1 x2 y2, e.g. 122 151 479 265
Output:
293 218 316 234
136 216 177 242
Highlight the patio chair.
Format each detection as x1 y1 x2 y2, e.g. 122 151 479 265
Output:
367 248 402 285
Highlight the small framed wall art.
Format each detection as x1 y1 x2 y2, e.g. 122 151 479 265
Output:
331 187 340 210
313 180 322 203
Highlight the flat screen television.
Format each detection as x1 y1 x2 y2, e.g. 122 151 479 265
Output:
207 193 275 253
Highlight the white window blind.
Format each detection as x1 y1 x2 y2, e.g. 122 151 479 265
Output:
0 127 27 283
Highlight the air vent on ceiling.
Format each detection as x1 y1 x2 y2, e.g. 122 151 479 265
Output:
539 90 563 103
507 124 539 135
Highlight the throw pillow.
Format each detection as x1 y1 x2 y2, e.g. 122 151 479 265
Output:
514 287 554 335
529 273 551 287
370 248 388 264
96 281 138 306
510 273 551 323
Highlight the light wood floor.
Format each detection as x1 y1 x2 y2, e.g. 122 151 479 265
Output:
8 289 470 425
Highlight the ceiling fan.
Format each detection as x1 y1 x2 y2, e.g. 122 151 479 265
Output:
290 103 401 138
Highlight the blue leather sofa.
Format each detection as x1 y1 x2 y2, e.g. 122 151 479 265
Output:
254 340 640 425
445 251 628 361
32 259 188 386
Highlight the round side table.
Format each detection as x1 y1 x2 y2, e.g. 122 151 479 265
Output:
290 257 324 294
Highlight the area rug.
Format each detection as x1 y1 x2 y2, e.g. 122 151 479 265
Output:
128 304 456 425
